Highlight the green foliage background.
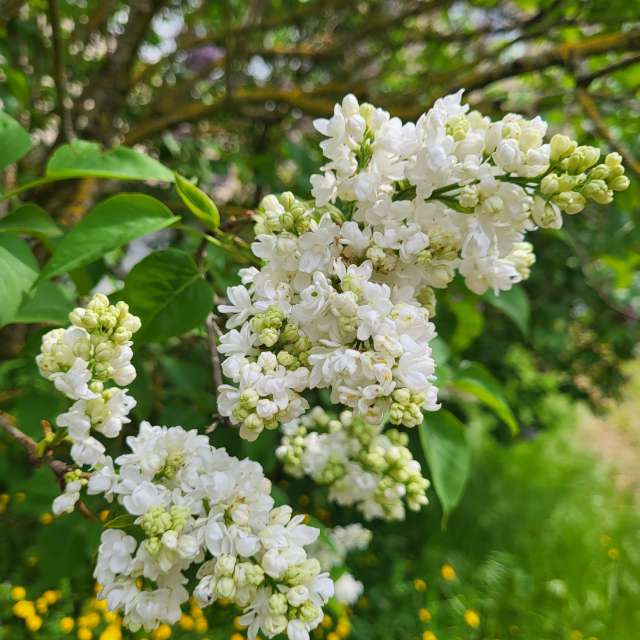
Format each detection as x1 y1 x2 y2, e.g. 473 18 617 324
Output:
1 1 639 638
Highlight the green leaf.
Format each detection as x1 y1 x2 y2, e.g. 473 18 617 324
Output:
0 203 62 239
448 293 484 352
40 193 180 280
46 140 174 182
0 111 32 171
14 280 73 325
120 248 213 343
104 514 137 530
419 409 470 521
483 286 530 336
450 361 519 435
174 173 220 230
0 234 39 326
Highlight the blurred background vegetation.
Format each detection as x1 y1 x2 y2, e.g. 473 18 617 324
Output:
1 1 639 639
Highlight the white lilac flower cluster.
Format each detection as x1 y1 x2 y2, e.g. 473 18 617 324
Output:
36 293 141 515
309 524 372 606
276 408 429 521
90 423 333 639
216 93 629 439
35 295 333 639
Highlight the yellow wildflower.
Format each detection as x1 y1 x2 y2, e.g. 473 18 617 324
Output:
195 617 208 633
39 512 55 525
78 612 100 629
418 608 432 623
78 628 93 640
440 564 456 581
103 611 118 624
99 625 122 640
608 548 620 560
43 590 61 605
58 616 76 633
11 586 26 600
413 578 427 592
464 609 480 629
153 624 172 640
179 614 194 631
36 597 49 613
230 634 245 640
335 617 350 638
13 600 36 619
321 614 333 629
423 632 437 640
26 615 43 631
327 633 340 640
60 617 75 633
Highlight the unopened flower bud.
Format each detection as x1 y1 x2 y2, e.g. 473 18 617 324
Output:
609 175 630 192
549 134 575 162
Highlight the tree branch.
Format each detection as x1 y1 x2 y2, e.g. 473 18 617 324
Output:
206 313 224 392
576 53 640 87
576 87 640 179
0 411 96 520
443 27 640 95
47 0 74 142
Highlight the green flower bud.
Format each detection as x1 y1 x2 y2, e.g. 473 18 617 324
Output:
277 350 297 369
280 323 300 344
240 389 259 409
589 164 610 181
142 506 172 536
553 191 586 215
605 152 623 169
268 593 288 616
583 179 613 205
540 173 560 195
144 536 161 555
259 328 280 347
215 576 236 599
550 134 576 162
609 175 630 192
299 601 321 623
392 388 411 404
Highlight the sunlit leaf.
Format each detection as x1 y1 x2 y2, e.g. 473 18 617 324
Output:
0 234 39 327
40 193 179 280
175 172 220 230
0 111 32 171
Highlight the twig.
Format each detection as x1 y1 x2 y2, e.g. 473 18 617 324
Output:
47 0 74 142
0 411 96 520
206 313 224 391
577 53 640 87
576 87 640 179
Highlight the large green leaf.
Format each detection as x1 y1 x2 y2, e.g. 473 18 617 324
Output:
14 280 73 325
120 248 213 343
450 361 519 435
0 234 39 326
0 111 32 171
175 172 220 230
483 286 530 336
0 203 62 239
46 140 174 182
40 193 180 280
419 409 470 521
